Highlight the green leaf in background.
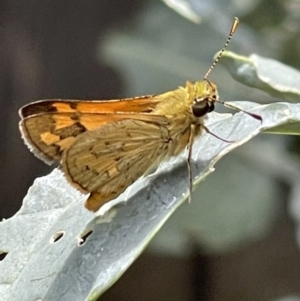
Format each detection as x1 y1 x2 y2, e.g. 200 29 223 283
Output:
219 51 300 102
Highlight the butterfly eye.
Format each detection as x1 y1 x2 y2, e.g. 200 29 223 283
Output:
192 101 215 117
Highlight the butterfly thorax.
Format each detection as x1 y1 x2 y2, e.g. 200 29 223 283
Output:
153 80 218 120
151 80 218 157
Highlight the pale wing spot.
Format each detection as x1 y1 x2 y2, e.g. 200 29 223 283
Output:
53 115 76 130
107 166 120 178
40 132 60 145
56 136 76 151
80 115 106 131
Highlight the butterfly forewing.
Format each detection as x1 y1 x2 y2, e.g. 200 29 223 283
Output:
19 96 163 164
19 96 159 117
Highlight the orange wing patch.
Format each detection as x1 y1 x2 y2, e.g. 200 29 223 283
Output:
19 96 160 118
19 95 169 164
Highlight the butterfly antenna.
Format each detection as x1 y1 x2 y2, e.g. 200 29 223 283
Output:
204 17 239 80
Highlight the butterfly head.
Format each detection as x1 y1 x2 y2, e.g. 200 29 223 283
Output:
191 80 218 118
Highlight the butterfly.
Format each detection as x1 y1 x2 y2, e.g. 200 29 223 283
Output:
19 18 251 212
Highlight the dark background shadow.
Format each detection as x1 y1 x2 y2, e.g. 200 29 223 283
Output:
0 0 142 218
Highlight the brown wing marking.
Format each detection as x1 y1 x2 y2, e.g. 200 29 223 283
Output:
61 118 171 211
19 111 169 165
20 114 85 164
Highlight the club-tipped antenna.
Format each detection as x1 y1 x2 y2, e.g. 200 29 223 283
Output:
204 17 239 80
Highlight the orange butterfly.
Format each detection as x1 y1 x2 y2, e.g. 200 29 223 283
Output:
19 18 241 212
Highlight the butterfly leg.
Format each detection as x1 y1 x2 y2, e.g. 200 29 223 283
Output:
187 124 196 203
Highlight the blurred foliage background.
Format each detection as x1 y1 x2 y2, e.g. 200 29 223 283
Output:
1 0 300 300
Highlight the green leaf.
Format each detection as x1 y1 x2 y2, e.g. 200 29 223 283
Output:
219 51 300 102
263 121 300 135
1 101 300 300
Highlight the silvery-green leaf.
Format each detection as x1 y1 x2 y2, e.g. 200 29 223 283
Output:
161 0 261 23
219 51 300 102
1 101 300 301
161 0 201 24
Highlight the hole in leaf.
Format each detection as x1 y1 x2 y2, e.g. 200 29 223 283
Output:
50 231 65 243
77 229 93 246
0 251 8 261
